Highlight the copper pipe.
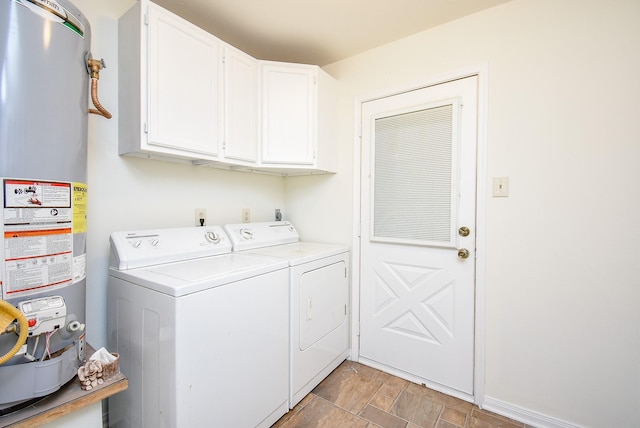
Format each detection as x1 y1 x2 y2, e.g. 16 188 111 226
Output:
89 78 112 119
87 58 112 119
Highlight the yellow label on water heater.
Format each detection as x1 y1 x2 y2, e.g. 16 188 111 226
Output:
72 182 87 233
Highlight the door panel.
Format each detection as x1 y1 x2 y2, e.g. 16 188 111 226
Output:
223 44 258 162
299 261 347 350
360 76 477 395
261 63 315 165
148 4 222 155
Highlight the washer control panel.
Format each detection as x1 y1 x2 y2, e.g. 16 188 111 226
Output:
110 226 231 270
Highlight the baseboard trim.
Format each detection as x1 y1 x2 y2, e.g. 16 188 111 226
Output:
482 396 582 428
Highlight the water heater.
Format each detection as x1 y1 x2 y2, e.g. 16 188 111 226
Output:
0 0 97 411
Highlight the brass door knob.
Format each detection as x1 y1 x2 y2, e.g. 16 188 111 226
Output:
458 226 470 237
458 248 470 259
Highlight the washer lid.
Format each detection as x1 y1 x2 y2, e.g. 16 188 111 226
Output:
224 221 299 251
246 242 348 266
109 252 287 297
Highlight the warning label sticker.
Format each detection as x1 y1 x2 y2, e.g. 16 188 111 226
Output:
1 179 80 299
3 228 73 297
72 182 88 234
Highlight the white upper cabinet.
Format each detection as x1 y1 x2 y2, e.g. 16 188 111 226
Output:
147 4 223 156
260 61 338 173
223 44 259 164
260 62 315 166
119 0 338 174
119 0 223 161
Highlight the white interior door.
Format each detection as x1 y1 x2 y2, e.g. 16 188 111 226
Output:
359 76 478 395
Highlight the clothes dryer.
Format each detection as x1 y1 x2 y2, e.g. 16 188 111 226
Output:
224 222 350 407
107 226 289 428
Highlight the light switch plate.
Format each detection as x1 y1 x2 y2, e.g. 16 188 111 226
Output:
493 177 509 197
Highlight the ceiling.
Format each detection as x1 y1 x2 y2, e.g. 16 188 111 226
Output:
153 0 511 66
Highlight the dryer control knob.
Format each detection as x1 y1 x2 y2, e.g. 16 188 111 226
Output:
240 228 253 240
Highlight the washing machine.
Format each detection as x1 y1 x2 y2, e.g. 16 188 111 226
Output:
107 226 289 428
224 221 350 408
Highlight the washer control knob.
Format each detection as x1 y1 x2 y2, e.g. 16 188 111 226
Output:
205 231 221 244
131 240 142 248
151 239 160 247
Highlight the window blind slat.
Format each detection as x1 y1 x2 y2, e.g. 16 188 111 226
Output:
373 105 453 244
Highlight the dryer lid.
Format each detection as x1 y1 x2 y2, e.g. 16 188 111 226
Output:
245 242 348 266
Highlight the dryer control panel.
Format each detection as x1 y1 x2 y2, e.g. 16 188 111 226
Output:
224 221 299 251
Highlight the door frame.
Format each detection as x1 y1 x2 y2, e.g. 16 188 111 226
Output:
351 64 488 406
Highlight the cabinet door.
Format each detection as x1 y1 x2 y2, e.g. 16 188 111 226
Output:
147 3 222 156
261 63 316 165
223 45 258 163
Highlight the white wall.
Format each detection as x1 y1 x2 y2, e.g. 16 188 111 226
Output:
75 0 285 348
76 0 640 426
311 0 639 427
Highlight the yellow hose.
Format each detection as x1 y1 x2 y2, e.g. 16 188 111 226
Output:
0 300 29 365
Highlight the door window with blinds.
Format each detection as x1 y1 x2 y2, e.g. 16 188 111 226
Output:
371 99 460 248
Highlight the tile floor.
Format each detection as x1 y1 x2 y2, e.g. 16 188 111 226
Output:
273 361 533 428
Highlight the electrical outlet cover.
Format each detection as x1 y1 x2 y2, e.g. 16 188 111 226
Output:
195 208 206 226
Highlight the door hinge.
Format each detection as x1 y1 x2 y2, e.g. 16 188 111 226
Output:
344 267 347 278
344 304 347 315
144 122 148 134
144 12 149 25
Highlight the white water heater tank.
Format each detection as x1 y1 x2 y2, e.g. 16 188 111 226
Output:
0 0 91 410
